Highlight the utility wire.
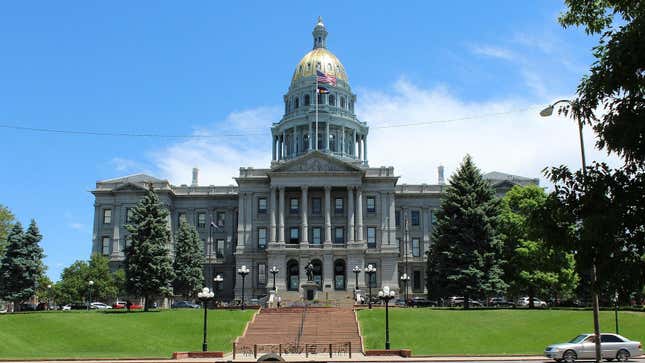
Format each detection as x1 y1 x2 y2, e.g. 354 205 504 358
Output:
0 106 540 139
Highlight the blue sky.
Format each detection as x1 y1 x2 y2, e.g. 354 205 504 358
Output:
0 1 611 281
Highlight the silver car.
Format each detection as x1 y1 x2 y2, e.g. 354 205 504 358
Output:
545 333 642 362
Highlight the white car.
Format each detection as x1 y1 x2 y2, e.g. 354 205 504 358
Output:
62 304 71 311
517 296 547 307
90 302 112 309
545 333 642 362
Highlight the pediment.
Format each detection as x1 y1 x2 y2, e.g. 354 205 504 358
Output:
272 151 363 173
113 182 150 192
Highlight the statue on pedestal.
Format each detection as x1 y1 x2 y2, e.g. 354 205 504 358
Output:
305 262 314 282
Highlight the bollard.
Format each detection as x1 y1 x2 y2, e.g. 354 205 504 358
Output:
349 342 352 358
253 344 257 358
232 343 236 360
329 343 332 358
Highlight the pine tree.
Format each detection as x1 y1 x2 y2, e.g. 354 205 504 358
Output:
426 155 507 308
173 220 204 299
124 187 175 311
0 220 45 311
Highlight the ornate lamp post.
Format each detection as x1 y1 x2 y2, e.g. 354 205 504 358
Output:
237 265 250 310
400 273 410 305
378 286 396 350
269 266 279 291
365 264 376 309
352 266 361 291
213 274 223 307
197 287 215 352
47 284 52 310
87 280 94 311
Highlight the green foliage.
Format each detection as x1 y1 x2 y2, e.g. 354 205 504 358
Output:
124 187 175 310
173 220 204 299
0 204 16 257
0 220 45 308
56 255 122 304
427 155 507 305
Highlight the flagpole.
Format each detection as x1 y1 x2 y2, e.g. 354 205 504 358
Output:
315 73 318 151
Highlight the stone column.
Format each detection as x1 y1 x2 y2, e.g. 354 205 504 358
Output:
422 207 431 254
308 122 313 151
278 187 285 243
356 187 364 241
389 192 397 245
352 129 357 157
324 186 332 245
325 123 330 151
341 126 345 155
347 187 354 243
292 127 297 156
269 187 276 243
301 186 309 246
282 130 287 158
358 135 362 160
278 136 283 160
364 135 368 163
272 136 276 161
236 193 245 251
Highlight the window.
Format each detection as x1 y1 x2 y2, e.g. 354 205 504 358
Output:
258 228 267 249
600 335 624 343
289 198 299 214
431 211 437 225
295 97 299 109
367 227 376 248
411 210 420 226
287 260 299 291
395 210 401 227
335 197 344 214
334 260 346 290
413 271 421 291
334 227 344 244
366 197 376 213
340 96 346 109
329 94 336 106
311 198 322 215
304 94 311 106
197 212 206 229
289 227 299 244
216 212 225 227
258 198 267 214
101 236 110 255
103 209 112 224
125 208 134 224
216 239 224 258
178 212 187 226
311 227 322 245
257 263 266 287
412 238 420 257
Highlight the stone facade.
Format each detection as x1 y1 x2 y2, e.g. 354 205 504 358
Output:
90 18 538 302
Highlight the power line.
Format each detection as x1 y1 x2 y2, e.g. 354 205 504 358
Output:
0 106 540 139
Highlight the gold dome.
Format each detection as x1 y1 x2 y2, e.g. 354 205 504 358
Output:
290 47 348 85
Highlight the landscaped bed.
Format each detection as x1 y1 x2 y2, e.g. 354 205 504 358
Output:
358 308 645 355
0 309 255 359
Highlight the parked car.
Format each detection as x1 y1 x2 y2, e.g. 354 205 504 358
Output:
544 333 642 362
394 298 407 307
448 296 483 307
112 301 144 309
410 297 437 307
171 300 200 309
489 297 515 307
19 303 37 311
517 296 548 308
90 302 112 309
70 302 89 310
62 304 72 311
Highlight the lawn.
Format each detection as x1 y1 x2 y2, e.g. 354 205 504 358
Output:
358 308 645 355
0 309 255 359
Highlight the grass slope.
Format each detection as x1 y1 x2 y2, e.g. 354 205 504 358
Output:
0 309 254 359
358 309 645 355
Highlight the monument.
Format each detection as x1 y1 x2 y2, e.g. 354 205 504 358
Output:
301 261 319 301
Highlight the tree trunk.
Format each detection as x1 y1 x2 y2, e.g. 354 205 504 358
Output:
144 295 148 312
464 293 470 309
529 287 535 309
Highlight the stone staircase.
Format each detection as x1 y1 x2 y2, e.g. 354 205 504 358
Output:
235 307 363 353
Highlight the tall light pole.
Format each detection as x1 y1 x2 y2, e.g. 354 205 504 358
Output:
213 274 223 307
269 266 279 291
541 99 600 363
400 273 410 305
614 290 619 334
197 287 214 352
87 280 94 311
365 264 376 309
47 284 52 310
237 265 250 310
378 286 396 350
352 266 361 291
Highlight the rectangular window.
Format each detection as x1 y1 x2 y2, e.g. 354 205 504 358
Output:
312 227 322 245
395 210 401 227
289 198 299 214
431 211 437 225
413 270 421 291
335 197 344 214
412 238 420 257
367 227 376 248
311 198 322 215
216 211 225 226
411 210 420 226
101 236 110 255
258 263 266 287
103 209 112 224
125 208 133 224
258 198 267 214
197 212 206 229
289 227 299 244
366 197 376 213
216 239 225 258
257 228 267 250
178 212 186 226
334 227 344 244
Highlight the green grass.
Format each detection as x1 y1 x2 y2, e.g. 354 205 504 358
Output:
0 309 255 359
358 309 645 355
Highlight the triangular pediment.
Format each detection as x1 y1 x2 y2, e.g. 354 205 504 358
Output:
272 151 363 173
112 182 150 192
99 173 165 184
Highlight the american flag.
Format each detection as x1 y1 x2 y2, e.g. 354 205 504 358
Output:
316 70 337 86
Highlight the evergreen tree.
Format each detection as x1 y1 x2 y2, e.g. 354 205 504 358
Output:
426 155 506 308
173 220 204 299
0 204 16 258
0 220 45 311
124 187 175 311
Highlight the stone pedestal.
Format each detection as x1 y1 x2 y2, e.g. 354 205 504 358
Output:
300 281 320 302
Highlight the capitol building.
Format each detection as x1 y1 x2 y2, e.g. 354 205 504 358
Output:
91 18 538 302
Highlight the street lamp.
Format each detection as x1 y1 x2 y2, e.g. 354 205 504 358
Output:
365 264 376 309
541 99 601 363
237 265 250 310
87 280 94 311
352 266 361 291
400 273 410 305
269 266 279 291
47 284 52 310
197 287 215 352
614 291 619 334
378 286 396 350
213 274 223 307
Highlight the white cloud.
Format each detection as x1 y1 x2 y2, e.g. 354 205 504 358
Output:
470 45 517 61
69 222 85 230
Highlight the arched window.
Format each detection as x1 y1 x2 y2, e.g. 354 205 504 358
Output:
295 97 299 109
304 94 311 106
311 259 323 290
287 260 299 291
303 133 309 150
328 94 336 106
334 259 346 290
299 65 303 74
340 96 346 109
